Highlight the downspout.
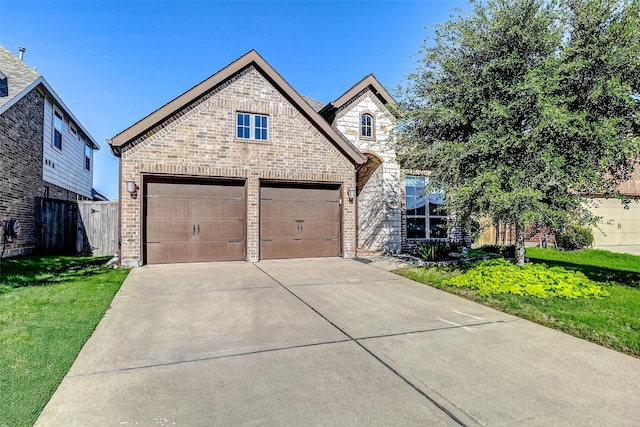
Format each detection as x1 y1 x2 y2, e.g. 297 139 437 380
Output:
118 155 122 265
108 139 122 266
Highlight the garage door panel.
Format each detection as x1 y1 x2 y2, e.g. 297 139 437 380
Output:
146 242 193 264
262 203 339 220
260 220 299 239
261 187 338 202
260 184 341 259
193 240 244 262
261 238 340 259
147 219 194 241
145 180 246 264
193 184 244 198
147 198 192 219
588 199 640 246
193 199 245 218
297 221 340 238
303 203 340 219
261 220 339 240
198 220 245 239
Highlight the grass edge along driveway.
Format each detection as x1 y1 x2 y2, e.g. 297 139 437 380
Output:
0 255 129 427
395 247 640 358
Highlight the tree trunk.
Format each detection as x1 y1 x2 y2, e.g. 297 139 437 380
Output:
515 223 526 266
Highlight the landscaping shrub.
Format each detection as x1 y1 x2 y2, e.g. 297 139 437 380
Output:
443 258 609 299
555 225 594 250
417 240 451 262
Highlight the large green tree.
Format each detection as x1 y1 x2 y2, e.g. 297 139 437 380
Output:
399 0 640 265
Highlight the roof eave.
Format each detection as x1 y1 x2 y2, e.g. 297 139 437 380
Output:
109 50 367 165
330 74 397 115
0 77 100 150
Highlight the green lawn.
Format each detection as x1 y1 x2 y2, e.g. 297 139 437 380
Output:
526 247 640 287
395 248 640 358
0 255 129 427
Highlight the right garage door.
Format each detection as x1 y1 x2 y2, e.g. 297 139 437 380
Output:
260 184 341 259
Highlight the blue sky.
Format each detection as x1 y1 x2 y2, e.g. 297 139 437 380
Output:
0 0 468 200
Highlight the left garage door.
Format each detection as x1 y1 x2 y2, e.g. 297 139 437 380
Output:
145 180 245 264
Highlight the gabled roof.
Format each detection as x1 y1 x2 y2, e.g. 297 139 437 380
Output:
108 50 367 164
319 74 397 120
0 45 100 149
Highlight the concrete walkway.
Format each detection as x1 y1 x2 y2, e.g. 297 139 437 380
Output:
37 258 640 426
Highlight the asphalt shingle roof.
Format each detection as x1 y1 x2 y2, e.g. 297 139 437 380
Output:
0 45 40 111
301 95 327 113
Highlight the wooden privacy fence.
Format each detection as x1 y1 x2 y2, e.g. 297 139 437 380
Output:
36 198 118 256
77 201 118 256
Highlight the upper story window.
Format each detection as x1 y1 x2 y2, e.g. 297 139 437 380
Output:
361 113 373 138
237 112 268 141
53 111 63 150
84 139 92 171
0 71 7 97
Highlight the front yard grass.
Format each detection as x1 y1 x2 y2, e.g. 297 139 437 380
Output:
0 255 129 427
395 248 640 358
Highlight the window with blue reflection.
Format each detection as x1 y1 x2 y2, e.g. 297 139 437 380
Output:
255 115 268 140
405 175 447 239
361 113 373 137
237 112 268 141
237 113 250 139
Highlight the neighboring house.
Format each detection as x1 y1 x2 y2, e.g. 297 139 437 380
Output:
586 167 640 248
111 50 433 266
476 168 640 249
0 45 100 257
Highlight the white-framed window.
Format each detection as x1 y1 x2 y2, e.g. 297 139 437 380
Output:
84 142 92 171
361 113 373 138
405 175 447 239
53 110 63 150
236 112 268 141
69 123 78 137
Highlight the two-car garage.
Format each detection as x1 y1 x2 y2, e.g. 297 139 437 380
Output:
110 50 364 267
144 178 342 264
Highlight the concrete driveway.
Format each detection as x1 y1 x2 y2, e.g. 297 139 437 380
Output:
37 258 640 426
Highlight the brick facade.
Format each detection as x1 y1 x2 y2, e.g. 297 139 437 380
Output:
616 162 640 196
0 89 78 257
119 66 357 266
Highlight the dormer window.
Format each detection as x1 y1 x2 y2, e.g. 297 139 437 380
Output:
361 113 373 138
0 71 7 97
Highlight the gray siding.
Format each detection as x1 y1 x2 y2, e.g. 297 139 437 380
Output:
42 97 93 198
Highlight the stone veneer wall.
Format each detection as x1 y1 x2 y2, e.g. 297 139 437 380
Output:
333 89 401 253
0 89 79 257
119 66 357 266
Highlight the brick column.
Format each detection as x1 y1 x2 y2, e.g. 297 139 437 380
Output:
246 174 260 262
